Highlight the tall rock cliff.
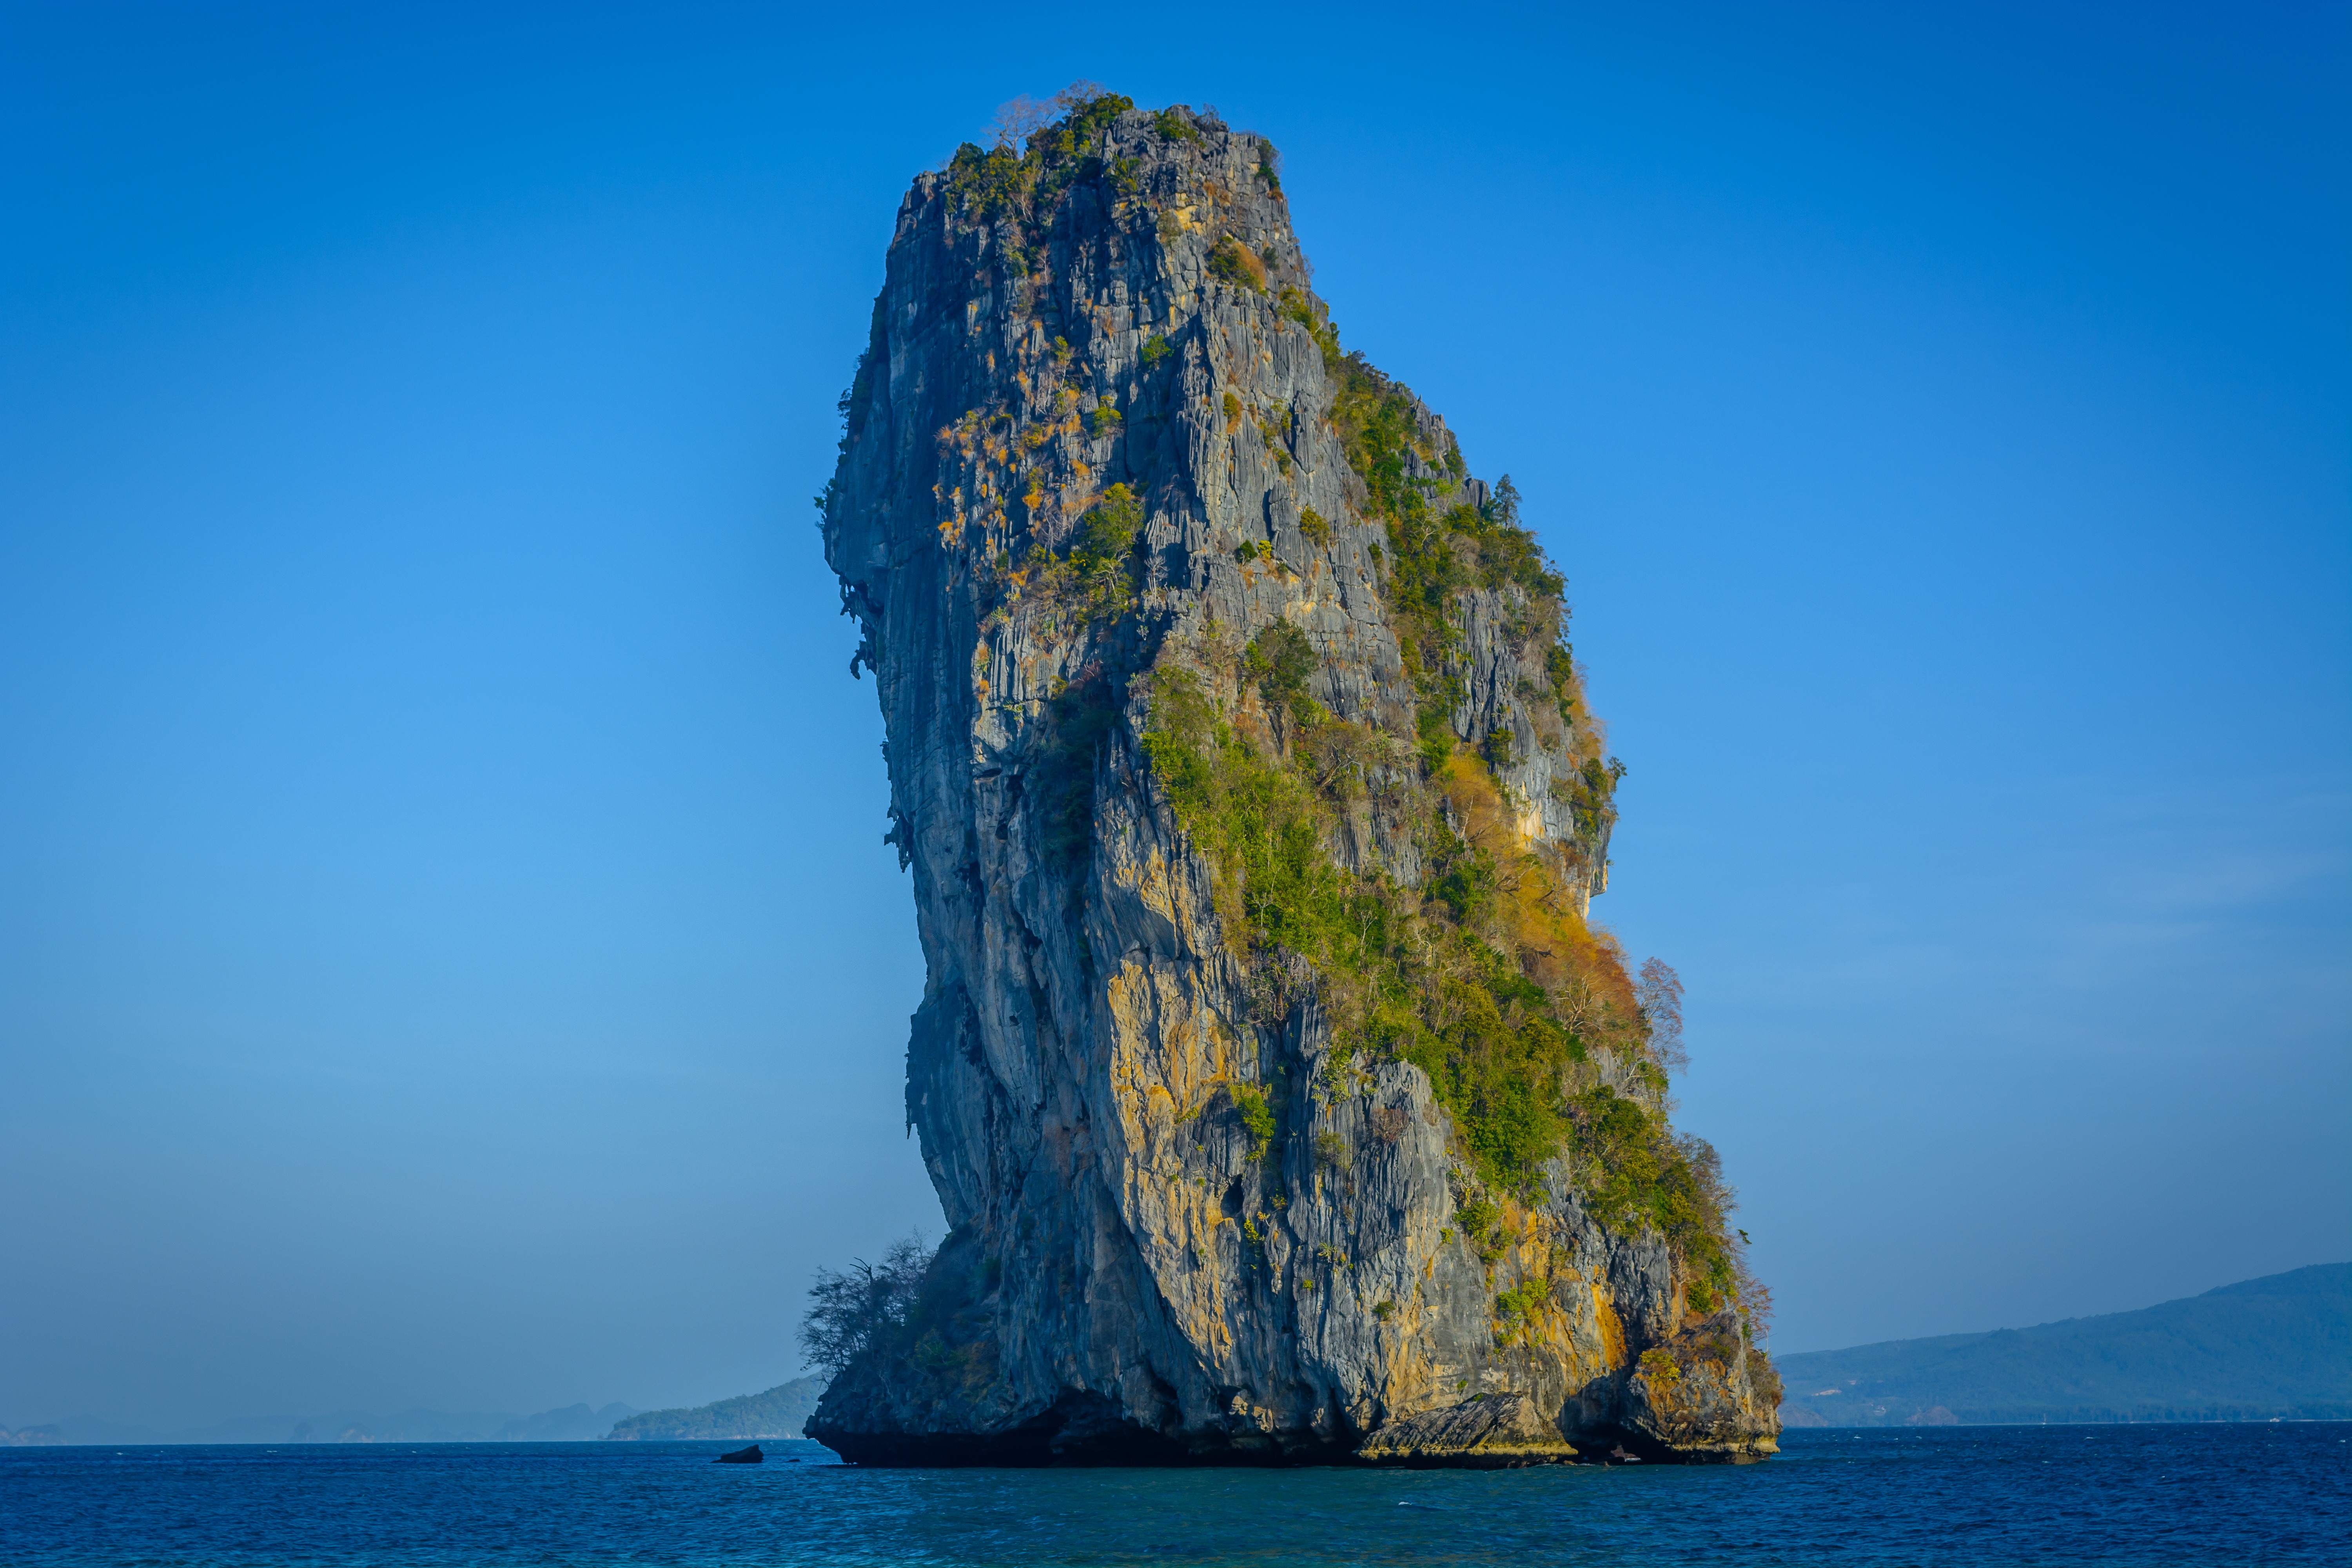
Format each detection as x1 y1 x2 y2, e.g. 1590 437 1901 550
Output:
813 91 1779 1465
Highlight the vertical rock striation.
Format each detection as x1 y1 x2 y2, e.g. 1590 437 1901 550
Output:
814 92 1779 1465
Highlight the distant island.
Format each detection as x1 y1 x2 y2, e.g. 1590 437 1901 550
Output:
1777 1263 2349 1426
3 1401 639 1446
604 1378 825 1441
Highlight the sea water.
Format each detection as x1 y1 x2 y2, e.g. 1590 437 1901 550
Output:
2 1423 2344 1565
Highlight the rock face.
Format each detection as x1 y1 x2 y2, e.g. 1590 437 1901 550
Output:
813 93 1778 1466
1355 1392 1577 1468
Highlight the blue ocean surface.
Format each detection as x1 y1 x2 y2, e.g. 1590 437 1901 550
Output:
2 1424 2345 1566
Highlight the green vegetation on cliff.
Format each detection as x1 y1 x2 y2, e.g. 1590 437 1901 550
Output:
938 85 1136 227
1139 322 1758 1323
1142 660 1744 1316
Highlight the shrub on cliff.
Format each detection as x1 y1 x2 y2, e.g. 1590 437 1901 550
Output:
798 1235 934 1377
1243 621 1318 730
1209 236 1268 291
1053 484 1143 621
1230 1082 1276 1158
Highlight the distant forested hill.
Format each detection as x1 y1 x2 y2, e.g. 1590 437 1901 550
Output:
604 1378 825 1441
1776 1263 2350 1426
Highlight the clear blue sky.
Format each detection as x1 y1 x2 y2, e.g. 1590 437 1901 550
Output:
2 2 2345 1432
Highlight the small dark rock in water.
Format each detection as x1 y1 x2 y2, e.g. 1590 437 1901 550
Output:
714 1445 762 1465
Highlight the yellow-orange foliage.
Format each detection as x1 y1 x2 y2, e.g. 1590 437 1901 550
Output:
1437 756 1639 1042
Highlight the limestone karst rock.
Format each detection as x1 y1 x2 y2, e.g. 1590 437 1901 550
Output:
811 92 1779 1466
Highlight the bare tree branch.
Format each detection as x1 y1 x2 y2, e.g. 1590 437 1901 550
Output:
1636 956 1688 1076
